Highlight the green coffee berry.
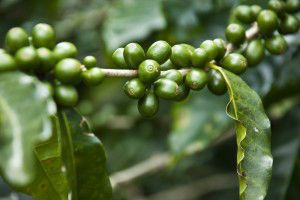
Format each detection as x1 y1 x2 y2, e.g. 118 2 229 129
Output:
36 48 56 72
147 40 171 64
5 27 29 54
154 78 178 99
82 68 105 86
160 59 176 71
53 42 78 60
265 34 288 55
15 46 39 70
213 38 227 60
225 23 246 45
285 0 300 13
185 69 208 90
235 5 256 24
112 48 127 68
200 40 218 61
207 69 227 95
257 10 279 36
244 39 265 66
123 78 146 99
191 48 208 68
221 53 247 74
54 58 82 84
279 14 300 34
0 53 17 72
162 69 183 84
170 44 191 67
83 56 97 69
180 44 195 54
251 5 263 17
32 23 56 49
54 85 78 107
138 59 160 83
138 91 159 118
268 0 286 16
175 84 190 101
124 43 145 68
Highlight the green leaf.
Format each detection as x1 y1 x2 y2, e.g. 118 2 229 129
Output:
210 65 273 200
169 89 231 155
0 72 56 187
103 0 166 52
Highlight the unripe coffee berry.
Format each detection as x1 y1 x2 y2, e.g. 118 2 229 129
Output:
82 68 105 86
235 5 256 24
5 27 29 54
170 44 191 67
112 48 127 68
0 53 17 72
221 53 247 74
279 14 300 34
251 5 262 17
175 84 190 101
160 59 176 71
200 40 218 61
54 85 78 107
36 48 56 72
213 38 227 60
83 56 97 69
124 43 145 68
244 39 265 66
285 0 300 13
268 0 286 16
225 23 246 45
162 69 183 84
138 91 159 118
208 69 227 95
185 69 208 90
53 42 78 60
32 23 56 49
154 78 178 100
191 48 208 68
257 10 279 36
138 59 160 83
147 40 171 64
123 78 146 99
265 34 287 55
55 58 82 84
15 46 39 70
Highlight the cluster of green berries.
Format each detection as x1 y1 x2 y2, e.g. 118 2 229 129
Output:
0 23 105 107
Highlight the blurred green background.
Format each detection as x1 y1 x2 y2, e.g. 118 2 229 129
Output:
0 0 300 199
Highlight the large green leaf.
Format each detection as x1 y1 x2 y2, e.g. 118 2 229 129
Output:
169 89 231 155
0 72 56 187
210 65 273 200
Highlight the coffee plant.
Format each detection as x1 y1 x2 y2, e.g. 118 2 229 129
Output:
0 0 299 199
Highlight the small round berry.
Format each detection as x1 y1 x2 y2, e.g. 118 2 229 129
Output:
36 47 56 72
123 78 146 99
251 5 262 17
112 48 127 68
285 0 300 13
180 44 195 54
185 69 208 90
244 39 265 66
160 59 176 71
5 27 29 54
124 43 145 68
175 84 190 101
138 91 159 118
221 53 247 74
265 34 288 55
54 85 78 107
54 58 82 84
257 10 279 36
154 78 178 100
207 69 227 95
53 42 78 60
268 0 286 16
225 23 246 45
191 48 208 68
138 59 160 83
15 46 39 70
82 68 105 86
147 40 171 64
213 38 227 60
199 40 218 61
32 23 56 49
279 14 300 34
162 69 183 84
83 56 97 69
235 5 256 24
0 53 17 72
170 44 192 68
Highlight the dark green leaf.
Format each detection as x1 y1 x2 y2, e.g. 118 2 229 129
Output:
0 72 56 187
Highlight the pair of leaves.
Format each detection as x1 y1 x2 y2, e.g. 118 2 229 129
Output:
19 109 112 200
